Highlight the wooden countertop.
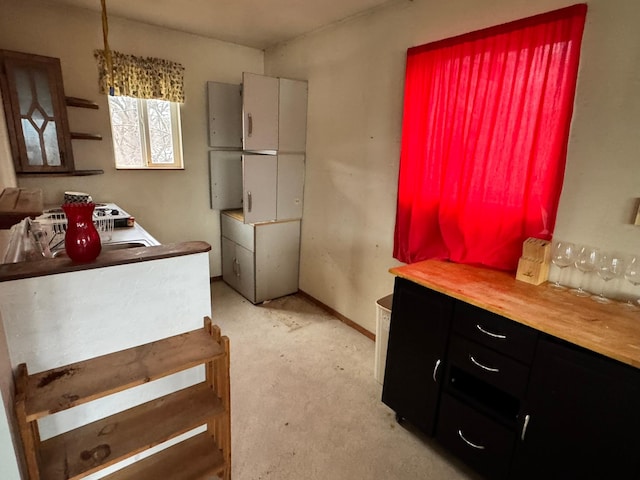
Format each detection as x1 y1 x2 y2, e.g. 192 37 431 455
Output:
0 241 211 282
0 188 43 229
222 209 244 222
390 260 640 369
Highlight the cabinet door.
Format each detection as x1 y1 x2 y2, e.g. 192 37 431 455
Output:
221 236 256 303
276 154 304 221
235 242 256 303
221 236 239 291
278 78 307 152
209 151 242 210
0 50 74 173
242 73 278 153
207 81 242 149
382 277 454 435
512 337 640 479
255 220 300 303
242 154 277 224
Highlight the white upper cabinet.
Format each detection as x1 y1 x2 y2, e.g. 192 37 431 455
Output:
278 79 308 153
207 81 242 149
242 73 279 153
208 74 307 223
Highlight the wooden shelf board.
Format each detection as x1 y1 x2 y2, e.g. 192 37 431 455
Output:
24 328 224 421
101 432 225 480
70 132 102 140
38 382 224 480
17 169 105 177
65 96 99 109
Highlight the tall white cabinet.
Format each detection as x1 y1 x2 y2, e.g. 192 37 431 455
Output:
208 73 307 304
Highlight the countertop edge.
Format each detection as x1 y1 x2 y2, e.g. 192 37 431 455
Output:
390 261 640 370
0 241 211 282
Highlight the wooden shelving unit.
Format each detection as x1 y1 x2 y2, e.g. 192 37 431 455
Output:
66 96 103 142
14 317 231 480
0 187 43 229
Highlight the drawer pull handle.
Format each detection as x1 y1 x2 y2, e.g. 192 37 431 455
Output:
432 359 441 383
469 355 500 373
247 191 253 212
458 429 486 450
248 113 253 137
521 414 531 441
476 324 507 339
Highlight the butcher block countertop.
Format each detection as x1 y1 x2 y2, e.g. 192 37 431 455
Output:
0 241 211 282
391 260 640 370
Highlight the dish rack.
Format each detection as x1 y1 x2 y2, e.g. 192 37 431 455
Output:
35 211 114 252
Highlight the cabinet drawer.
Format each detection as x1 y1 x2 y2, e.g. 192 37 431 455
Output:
221 212 254 252
449 335 530 399
453 302 537 363
437 393 514 480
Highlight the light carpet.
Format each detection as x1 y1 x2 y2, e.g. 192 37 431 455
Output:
210 281 482 480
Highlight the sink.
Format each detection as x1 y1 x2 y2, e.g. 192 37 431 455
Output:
51 241 149 258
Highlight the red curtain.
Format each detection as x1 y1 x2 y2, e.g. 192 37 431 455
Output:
393 4 587 271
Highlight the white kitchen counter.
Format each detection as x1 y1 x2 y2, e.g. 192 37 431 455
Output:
2 202 160 264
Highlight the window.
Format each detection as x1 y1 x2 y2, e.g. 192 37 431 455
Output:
95 49 186 170
393 4 587 271
107 96 183 169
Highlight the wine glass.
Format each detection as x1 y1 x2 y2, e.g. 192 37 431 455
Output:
624 256 640 308
592 253 625 303
550 241 575 289
571 245 600 297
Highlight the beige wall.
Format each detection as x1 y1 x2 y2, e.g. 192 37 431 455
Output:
265 0 640 332
0 0 264 276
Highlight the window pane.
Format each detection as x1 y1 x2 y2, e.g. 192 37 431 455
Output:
33 67 54 117
146 99 175 164
22 119 43 166
43 121 61 166
108 96 144 167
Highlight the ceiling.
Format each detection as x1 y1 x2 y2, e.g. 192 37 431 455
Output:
47 0 399 50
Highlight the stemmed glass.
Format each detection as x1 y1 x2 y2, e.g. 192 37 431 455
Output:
571 245 600 297
624 256 640 308
592 253 625 303
550 241 575 289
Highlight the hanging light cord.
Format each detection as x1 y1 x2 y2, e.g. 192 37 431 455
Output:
100 0 114 95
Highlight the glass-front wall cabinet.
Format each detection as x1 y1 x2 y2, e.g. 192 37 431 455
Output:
0 50 74 173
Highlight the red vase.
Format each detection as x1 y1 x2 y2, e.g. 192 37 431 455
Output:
62 203 102 262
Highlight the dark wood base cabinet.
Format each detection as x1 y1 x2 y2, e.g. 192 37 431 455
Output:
382 277 453 435
511 337 640 479
383 278 640 480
